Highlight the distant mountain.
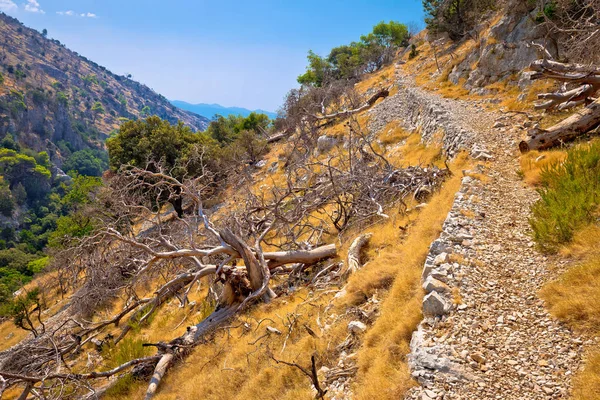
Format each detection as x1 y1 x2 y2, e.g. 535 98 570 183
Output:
0 13 209 165
171 101 278 120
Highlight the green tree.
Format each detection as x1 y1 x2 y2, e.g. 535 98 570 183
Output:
423 0 494 40
3 287 45 337
92 101 105 121
106 116 217 216
56 91 68 106
60 174 102 209
206 113 270 145
42 28 48 37
63 149 108 176
0 135 20 151
140 105 151 117
0 149 51 202
0 185 15 217
12 182 27 205
297 50 333 87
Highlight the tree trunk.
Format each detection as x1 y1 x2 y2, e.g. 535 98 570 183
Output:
144 353 173 400
341 234 372 277
519 97 600 152
220 229 276 302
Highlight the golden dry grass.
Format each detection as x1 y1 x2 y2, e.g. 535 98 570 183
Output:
355 64 396 96
518 149 567 186
0 319 30 350
376 121 411 147
105 151 469 400
540 225 600 400
384 132 444 168
351 152 469 400
572 351 600 400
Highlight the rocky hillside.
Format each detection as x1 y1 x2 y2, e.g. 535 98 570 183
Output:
0 13 209 166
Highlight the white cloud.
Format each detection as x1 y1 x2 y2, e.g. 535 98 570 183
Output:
57 9 97 18
24 0 44 13
0 0 17 12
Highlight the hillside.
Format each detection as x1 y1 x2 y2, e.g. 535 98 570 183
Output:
0 2 599 400
0 13 209 166
171 100 277 119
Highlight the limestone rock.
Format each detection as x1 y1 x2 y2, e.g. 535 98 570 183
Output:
348 320 367 334
423 276 451 294
317 135 338 154
423 292 451 317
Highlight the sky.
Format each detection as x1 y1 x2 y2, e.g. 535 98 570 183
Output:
0 0 425 112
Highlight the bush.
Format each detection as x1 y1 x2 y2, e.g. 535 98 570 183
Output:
63 149 108 176
409 44 419 59
530 141 600 252
0 185 15 217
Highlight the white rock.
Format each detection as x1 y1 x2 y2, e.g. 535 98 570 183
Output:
423 292 451 317
348 320 367 334
317 135 338 154
422 276 451 294
433 252 449 266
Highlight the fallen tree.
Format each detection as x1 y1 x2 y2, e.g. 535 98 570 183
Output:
312 87 391 121
0 118 450 398
520 59 600 152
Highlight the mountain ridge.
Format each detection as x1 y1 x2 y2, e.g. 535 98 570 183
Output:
171 100 277 119
0 12 209 166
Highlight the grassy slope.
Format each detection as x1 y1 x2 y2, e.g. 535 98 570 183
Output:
520 141 600 400
93 68 468 399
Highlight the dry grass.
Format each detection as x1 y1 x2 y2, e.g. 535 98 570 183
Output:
376 121 411 146
351 152 469 400
355 64 396 96
105 150 469 400
541 256 600 331
572 351 600 400
540 225 600 400
386 132 444 168
518 149 567 186
436 80 471 99
0 319 30 351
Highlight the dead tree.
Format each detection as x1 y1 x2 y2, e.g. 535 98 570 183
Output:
0 117 451 397
520 59 600 151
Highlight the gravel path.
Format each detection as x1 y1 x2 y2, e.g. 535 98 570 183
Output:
391 67 588 399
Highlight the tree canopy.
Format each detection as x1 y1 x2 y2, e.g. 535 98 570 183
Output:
297 20 409 86
106 116 216 175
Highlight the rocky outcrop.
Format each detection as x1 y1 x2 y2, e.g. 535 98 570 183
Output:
448 10 558 93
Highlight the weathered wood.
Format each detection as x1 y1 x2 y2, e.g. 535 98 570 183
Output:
520 97 600 152
534 84 598 110
220 228 275 303
265 244 337 269
521 59 600 151
144 353 174 400
342 234 372 277
313 88 390 121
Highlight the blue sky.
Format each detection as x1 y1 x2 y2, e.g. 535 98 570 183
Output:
0 0 424 111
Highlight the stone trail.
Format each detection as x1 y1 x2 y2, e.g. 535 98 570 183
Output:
368 65 587 400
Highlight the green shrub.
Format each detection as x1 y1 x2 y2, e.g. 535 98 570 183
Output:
530 141 600 252
536 1 557 22
103 337 151 368
409 44 419 59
